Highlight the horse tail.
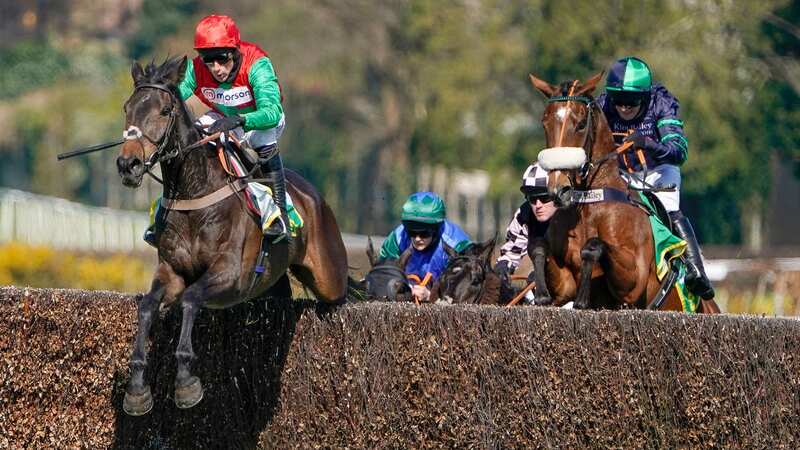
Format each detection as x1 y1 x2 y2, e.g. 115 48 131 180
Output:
574 237 607 309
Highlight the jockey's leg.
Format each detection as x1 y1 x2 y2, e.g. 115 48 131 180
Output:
258 150 289 243
669 210 715 300
143 197 164 248
646 164 715 300
245 116 288 243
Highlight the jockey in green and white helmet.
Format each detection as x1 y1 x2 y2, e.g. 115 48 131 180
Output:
598 56 714 300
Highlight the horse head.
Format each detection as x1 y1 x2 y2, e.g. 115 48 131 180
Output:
363 236 413 301
434 237 499 304
117 56 197 188
528 72 617 208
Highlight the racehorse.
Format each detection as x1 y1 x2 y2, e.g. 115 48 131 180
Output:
361 237 413 301
430 238 505 305
527 72 720 313
116 56 349 415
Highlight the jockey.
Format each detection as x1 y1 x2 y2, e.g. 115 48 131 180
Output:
144 14 288 245
495 163 556 292
597 56 714 300
379 192 472 302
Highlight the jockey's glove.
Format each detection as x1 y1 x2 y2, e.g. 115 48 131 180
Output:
623 130 649 150
495 260 511 285
208 114 245 134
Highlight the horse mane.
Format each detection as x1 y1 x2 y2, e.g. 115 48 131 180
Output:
558 80 596 100
136 56 187 90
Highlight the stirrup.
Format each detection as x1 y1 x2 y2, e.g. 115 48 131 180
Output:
264 217 288 244
143 227 157 248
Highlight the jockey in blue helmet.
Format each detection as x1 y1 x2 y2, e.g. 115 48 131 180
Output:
379 191 472 302
597 56 714 300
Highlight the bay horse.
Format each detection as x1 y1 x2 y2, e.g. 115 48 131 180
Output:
527 73 720 313
116 56 349 415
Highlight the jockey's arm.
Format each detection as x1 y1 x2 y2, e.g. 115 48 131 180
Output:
243 57 283 131
650 116 689 166
378 226 403 260
178 59 196 102
647 91 689 166
497 208 528 271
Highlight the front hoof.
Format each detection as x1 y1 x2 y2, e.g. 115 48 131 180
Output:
534 295 553 306
573 300 590 310
123 385 153 416
175 376 204 409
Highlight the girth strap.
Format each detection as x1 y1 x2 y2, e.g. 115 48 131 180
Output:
162 179 248 211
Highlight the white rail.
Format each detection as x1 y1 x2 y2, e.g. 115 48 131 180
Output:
0 188 150 252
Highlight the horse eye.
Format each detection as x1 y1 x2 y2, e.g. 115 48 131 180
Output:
577 118 587 131
160 106 172 116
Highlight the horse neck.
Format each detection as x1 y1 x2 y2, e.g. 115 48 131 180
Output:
161 104 229 199
477 270 501 304
585 105 626 189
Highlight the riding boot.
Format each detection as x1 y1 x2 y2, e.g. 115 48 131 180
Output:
257 147 289 243
143 197 164 248
669 210 715 300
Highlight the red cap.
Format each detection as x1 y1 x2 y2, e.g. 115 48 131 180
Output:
194 15 240 49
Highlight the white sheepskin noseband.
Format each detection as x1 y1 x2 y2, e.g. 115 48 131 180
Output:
537 147 587 171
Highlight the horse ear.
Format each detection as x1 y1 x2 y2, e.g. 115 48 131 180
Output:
165 56 188 86
132 61 145 86
366 236 377 267
529 74 558 98
479 236 496 263
577 71 605 96
444 243 459 259
398 246 414 270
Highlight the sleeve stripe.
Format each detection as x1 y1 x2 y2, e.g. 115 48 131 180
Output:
657 118 684 128
660 133 688 148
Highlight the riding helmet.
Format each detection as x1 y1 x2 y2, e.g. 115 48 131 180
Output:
520 163 548 195
194 15 241 49
606 56 652 107
401 192 446 224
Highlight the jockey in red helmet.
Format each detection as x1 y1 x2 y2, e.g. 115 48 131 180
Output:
143 15 289 246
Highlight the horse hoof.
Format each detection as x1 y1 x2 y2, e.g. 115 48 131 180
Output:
174 376 204 409
123 386 153 416
534 296 552 306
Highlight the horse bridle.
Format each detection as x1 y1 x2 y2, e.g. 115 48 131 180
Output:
123 83 184 176
545 94 607 187
442 254 488 304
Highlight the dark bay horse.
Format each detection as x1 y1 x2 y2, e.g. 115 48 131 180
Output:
527 73 720 313
362 237 412 301
116 56 349 415
430 238 505 305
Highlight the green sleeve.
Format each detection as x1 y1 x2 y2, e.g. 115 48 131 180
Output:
453 239 472 253
379 230 401 260
178 59 196 101
243 57 284 131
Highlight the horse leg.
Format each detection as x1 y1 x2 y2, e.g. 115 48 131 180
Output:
122 286 163 416
529 237 552 305
173 268 238 409
574 237 606 310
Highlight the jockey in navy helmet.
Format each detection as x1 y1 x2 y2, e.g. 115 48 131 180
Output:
597 56 714 300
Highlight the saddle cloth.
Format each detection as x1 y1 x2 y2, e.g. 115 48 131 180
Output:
637 192 699 312
222 150 303 236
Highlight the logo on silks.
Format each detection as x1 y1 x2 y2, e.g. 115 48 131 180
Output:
201 86 252 107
